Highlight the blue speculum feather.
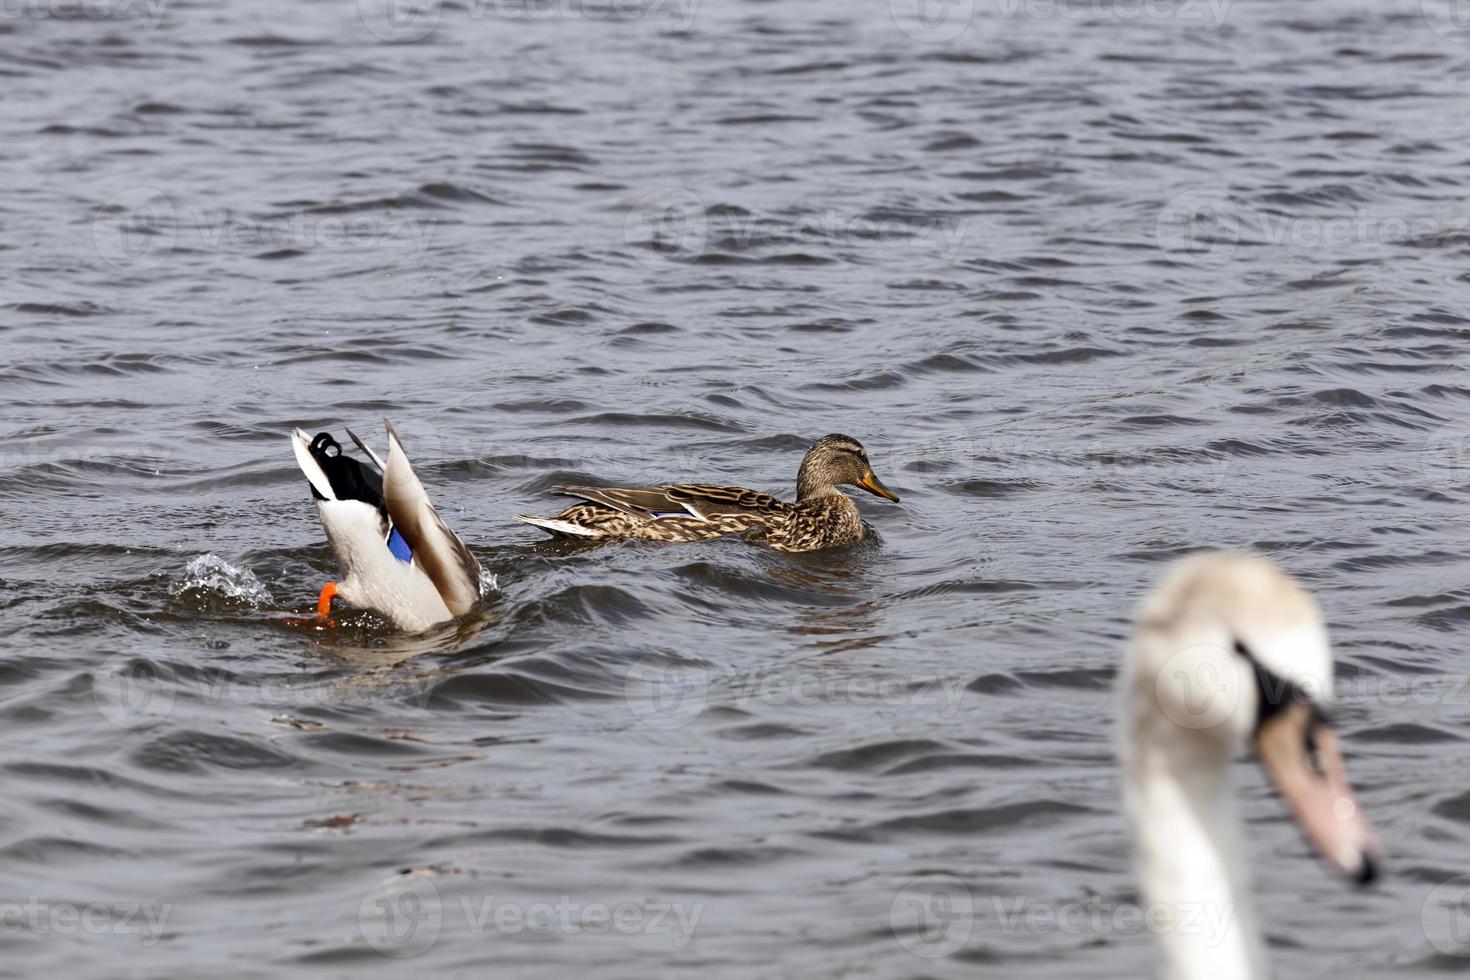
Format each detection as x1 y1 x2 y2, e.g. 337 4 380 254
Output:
386 527 414 563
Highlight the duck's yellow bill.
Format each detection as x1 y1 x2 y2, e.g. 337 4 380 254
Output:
856 470 900 502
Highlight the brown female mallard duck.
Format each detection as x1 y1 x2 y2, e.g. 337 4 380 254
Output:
516 434 900 552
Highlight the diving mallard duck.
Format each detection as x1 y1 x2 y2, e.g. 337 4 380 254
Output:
516 434 900 552
290 421 488 631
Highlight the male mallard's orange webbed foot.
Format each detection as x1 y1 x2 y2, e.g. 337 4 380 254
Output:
316 582 338 621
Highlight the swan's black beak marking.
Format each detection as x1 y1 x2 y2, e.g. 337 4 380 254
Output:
1355 851 1379 886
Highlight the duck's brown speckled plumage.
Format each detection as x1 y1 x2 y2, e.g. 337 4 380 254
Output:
516 435 899 553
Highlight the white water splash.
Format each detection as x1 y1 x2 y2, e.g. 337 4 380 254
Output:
478 571 499 597
171 554 271 607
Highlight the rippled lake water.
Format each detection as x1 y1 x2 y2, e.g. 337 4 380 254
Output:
4 0 1470 975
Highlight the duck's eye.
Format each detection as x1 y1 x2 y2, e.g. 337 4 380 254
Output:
326 444 339 458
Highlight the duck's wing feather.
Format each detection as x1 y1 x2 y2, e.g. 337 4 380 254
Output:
380 420 484 617
553 483 791 522
344 427 387 472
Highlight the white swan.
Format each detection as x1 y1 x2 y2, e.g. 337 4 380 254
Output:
1119 553 1382 980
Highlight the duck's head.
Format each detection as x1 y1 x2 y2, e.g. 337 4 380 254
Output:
1124 552 1382 884
795 434 900 503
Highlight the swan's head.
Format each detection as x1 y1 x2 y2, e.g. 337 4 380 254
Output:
1123 552 1382 884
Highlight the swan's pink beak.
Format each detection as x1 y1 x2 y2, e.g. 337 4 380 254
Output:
1255 702 1382 884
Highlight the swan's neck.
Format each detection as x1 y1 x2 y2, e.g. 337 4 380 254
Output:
1124 732 1264 980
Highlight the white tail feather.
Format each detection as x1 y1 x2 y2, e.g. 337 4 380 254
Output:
515 515 602 538
291 429 336 501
